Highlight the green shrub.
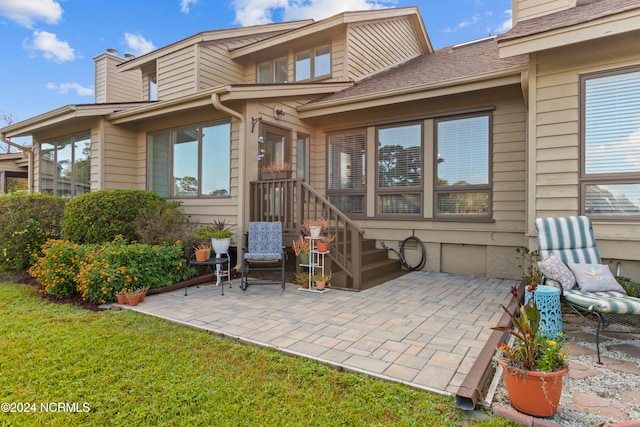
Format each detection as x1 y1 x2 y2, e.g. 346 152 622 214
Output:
134 200 191 245
29 236 193 304
0 192 66 271
61 189 165 244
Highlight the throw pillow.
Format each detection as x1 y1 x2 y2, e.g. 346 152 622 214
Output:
537 254 576 290
567 263 626 293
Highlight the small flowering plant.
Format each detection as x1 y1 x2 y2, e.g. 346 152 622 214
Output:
292 235 310 256
493 283 567 372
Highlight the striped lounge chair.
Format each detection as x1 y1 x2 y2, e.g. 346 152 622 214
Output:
535 216 640 364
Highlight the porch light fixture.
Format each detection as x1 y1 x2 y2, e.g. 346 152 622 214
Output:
274 108 285 120
251 116 262 133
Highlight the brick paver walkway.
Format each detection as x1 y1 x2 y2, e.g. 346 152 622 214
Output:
121 271 513 395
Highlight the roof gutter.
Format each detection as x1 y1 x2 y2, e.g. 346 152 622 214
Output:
211 93 245 271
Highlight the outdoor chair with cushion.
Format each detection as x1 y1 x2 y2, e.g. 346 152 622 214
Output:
240 221 286 291
535 215 640 363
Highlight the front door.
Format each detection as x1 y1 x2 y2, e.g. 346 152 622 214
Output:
259 123 290 179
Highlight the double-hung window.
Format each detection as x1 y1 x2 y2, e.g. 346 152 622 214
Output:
295 45 331 81
147 121 231 198
257 57 288 83
40 131 91 196
434 113 492 219
376 123 422 215
581 67 640 218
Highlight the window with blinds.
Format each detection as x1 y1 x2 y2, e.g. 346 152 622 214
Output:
582 68 640 218
376 123 422 215
435 114 491 218
327 131 366 215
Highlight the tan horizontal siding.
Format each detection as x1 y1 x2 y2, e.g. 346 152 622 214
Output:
532 32 640 222
347 17 421 81
157 47 197 100
199 42 246 89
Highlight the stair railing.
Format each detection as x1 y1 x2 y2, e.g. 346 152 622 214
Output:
249 178 364 289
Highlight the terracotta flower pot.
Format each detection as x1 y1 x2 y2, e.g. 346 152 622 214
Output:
116 294 127 304
126 294 140 306
138 292 146 303
498 359 568 417
316 241 329 253
315 280 327 291
195 249 208 262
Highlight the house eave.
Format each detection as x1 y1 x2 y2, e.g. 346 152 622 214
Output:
298 68 526 118
108 86 230 124
230 7 431 59
224 82 354 100
117 20 313 72
498 10 640 58
0 103 148 138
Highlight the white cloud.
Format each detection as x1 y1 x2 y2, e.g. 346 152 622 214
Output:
124 32 156 56
492 9 512 35
231 0 394 27
0 0 62 28
28 30 74 62
180 0 198 14
46 82 93 96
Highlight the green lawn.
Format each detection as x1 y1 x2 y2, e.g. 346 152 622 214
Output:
0 283 513 427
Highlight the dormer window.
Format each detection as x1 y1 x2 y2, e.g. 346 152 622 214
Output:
295 44 331 81
257 57 288 83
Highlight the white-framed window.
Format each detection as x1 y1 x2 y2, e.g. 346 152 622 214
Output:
295 45 331 81
40 131 91 197
257 57 288 83
376 123 423 216
434 113 492 219
147 121 231 198
581 67 640 219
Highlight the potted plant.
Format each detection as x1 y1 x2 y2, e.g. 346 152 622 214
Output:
115 288 128 304
193 242 212 262
492 282 568 417
302 218 329 239
312 272 331 291
125 288 142 306
292 235 311 265
295 271 310 289
316 232 335 253
137 285 150 302
193 219 234 255
259 162 292 180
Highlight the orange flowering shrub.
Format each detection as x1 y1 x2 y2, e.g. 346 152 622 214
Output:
28 239 90 298
30 236 191 304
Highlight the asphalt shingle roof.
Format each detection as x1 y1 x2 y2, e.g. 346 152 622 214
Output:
498 0 640 42
314 39 528 104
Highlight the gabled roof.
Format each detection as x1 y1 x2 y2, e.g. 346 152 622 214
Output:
299 38 528 117
230 7 432 59
498 0 640 57
117 20 313 72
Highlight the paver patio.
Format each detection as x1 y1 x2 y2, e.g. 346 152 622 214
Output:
120 271 513 395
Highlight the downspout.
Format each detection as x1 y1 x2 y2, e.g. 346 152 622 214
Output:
1 134 34 193
211 93 245 270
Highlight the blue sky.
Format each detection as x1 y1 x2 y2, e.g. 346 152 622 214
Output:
0 0 512 129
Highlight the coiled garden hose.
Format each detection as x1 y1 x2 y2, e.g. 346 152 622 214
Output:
381 235 427 271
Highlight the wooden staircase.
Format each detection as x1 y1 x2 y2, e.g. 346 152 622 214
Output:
329 237 407 291
249 179 407 290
